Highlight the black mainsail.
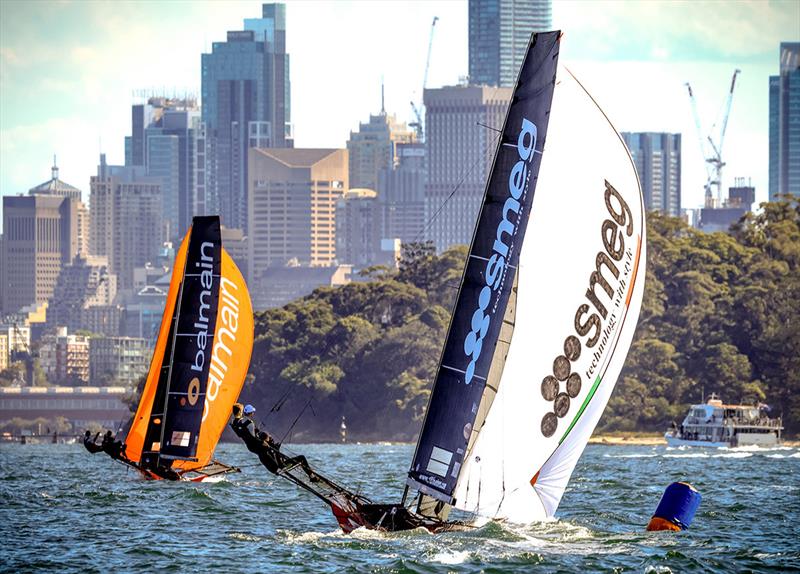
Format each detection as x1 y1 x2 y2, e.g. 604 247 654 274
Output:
406 30 560 505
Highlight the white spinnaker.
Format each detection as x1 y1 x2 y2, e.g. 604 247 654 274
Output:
453 66 647 523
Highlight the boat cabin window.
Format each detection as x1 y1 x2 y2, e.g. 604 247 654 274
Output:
692 409 706 418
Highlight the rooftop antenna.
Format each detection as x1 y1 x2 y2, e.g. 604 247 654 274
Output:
52 154 58 180
381 75 385 115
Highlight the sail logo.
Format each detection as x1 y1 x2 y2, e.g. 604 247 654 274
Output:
191 241 216 376
463 118 537 384
202 275 241 421
539 180 635 437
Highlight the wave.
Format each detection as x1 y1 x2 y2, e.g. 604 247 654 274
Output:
431 549 471 564
603 453 658 459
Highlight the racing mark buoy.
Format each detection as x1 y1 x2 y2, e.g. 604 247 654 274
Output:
646 482 701 531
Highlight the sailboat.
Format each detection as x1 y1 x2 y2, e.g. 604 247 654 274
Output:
238 29 646 530
86 216 254 482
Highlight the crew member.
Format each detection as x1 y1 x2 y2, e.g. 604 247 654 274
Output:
83 430 103 454
230 404 317 482
101 430 126 460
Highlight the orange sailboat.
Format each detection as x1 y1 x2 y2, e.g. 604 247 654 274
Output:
85 216 254 482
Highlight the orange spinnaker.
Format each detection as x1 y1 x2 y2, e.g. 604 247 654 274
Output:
174 249 254 470
124 228 192 463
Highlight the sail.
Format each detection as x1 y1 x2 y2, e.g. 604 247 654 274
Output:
125 215 253 470
173 248 254 469
452 66 647 522
407 31 560 504
124 230 190 464
156 216 222 460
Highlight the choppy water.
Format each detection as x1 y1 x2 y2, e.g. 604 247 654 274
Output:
1 442 798 573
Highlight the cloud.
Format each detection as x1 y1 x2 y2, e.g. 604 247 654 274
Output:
555 0 800 63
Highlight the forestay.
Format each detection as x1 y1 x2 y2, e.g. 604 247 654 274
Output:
452 66 647 522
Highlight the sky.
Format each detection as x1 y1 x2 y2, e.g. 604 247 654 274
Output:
1 0 798 219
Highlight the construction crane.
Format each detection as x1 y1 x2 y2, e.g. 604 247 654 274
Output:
410 16 438 142
685 69 741 207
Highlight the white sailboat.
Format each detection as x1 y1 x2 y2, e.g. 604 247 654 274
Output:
238 30 647 532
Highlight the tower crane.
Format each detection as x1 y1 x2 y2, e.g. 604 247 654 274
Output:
685 69 741 207
410 16 438 142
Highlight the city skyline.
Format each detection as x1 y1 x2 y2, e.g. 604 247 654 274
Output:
1 0 798 219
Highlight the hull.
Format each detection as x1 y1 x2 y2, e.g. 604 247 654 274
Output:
664 433 780 448
664 434 728 448
127 458 239 482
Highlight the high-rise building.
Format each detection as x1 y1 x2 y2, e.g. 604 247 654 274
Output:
377 142 427 244
468 0 552 87
89 155 163 290
335 189 389 268
424 85 512 251
47 255 119 335
39 327 90 385
347 111 415 190
89 336 149 387
221 226 249 281
202 3 292 232
125 98 206 239
248 148 348 279
621 132 682 216
769 43 800 200
2 162 86 314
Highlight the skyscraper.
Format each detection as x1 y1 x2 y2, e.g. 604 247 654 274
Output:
125 98 206 240
89 155 163 290
378 142 427 244
468 0 552 87
247 147 347 279
424 85 512 251
621 132 682 216
202 3 292 232
769 42 800 200
347 111 415 190
1 162 86 314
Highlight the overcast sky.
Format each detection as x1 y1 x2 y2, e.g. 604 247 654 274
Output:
1 0 798 216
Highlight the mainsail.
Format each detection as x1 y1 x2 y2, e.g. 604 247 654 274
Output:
409 35 646 523
449 67 646 521
407 30 560 506
121 215 254 478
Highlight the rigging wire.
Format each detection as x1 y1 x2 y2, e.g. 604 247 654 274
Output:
280 399 314 445
411 128 503 245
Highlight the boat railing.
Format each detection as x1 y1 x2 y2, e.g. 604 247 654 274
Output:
683 416 783 429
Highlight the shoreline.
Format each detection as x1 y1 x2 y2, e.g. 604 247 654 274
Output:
587 434 800 447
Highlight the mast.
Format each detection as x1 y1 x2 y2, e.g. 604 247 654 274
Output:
406 31 561 508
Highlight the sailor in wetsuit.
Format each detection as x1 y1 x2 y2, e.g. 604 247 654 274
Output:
83 430 103 454
230 404 317 480
100 430 127 461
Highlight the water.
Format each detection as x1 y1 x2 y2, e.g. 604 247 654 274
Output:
1 442 798 573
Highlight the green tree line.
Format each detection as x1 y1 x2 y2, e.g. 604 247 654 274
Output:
239 198 799 440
